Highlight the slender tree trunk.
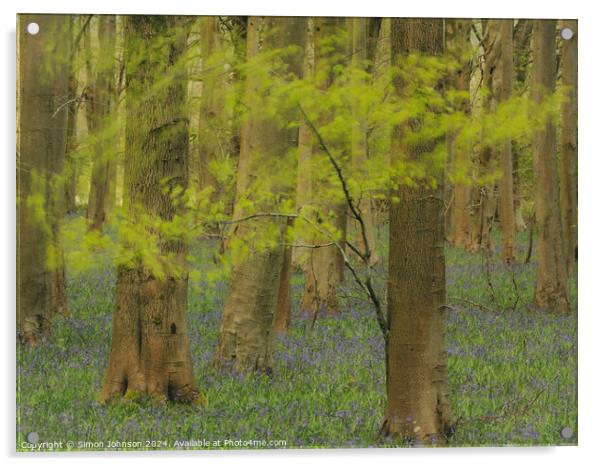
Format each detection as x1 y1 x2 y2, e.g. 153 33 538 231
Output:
512 20 533 231
17 14 71 345
496 20 517 263
447 19 472 249
559 19 577 275
100 16 202 403
214 17 306 372
470 20 500 252
300 17 347 316
64 17 79 215
531 19 570 315
383 18 452 443
274 218 294 333
86 15 117 230
292 18 316 271
348 17 379 266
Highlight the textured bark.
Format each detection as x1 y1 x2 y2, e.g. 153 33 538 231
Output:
197 17 227 199
64 20 79 215
531 20 570 315
447 19 472 249
300 17 347 316
86 15 117 230
214 17 306 372
559 20 578 275
496 20 517 263
383 18 452 444
100 16 202 403
274 224 293 333
348 17 379 266
17 14 71 346
292 18 315 270
512 20 533 231
470 20 500 252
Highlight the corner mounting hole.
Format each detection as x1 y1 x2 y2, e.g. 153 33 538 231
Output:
26 22 40 35
560 27 574 40
170 323 177 334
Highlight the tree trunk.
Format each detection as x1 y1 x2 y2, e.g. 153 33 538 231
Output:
470 20 500 252
559 19 577 275
300 17 347 316
383 18 452 444
17 14 71 346
447 19 472 249
86 15 117 230
274 220 294 333
531 19 570 315
100 16 202 404
64 17 79 215
348 17 379 266
496 20 517 263
214 17 306 372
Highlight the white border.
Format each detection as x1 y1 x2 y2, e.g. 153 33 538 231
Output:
2 1 600 465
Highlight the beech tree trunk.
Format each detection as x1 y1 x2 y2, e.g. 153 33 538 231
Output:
86 15 117 230
17 14 71 346
100 16 202 403
496 20 517 263
300 17 347 316
447 19 472 249
559 19 577 275
470 20 500 252
383 18 452 444
531 19 570 315
64 17 79 214
348 17 379 266
214 17 306 372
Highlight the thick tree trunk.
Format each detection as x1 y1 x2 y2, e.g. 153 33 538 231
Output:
214 17 306 372
496 20 517 263
64 27 79 215
300 17 347 316
559 20 577 275
531 20 570 315
100 16 202 403
447 19 472 249
383 18 452 444
86 15 117 230
274 224 293 333
17 14 71 346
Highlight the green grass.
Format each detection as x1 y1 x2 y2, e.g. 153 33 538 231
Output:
16 227 577 450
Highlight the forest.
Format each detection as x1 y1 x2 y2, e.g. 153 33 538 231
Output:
16 14 577 449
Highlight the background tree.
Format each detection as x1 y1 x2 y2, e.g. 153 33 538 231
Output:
496 19 517 263
299 17 348 316
559 19 578 275
84 15 118 230
383 18 452 443
17 14 71 345
100 16 202 403
213 17 306 372
531 19 570 315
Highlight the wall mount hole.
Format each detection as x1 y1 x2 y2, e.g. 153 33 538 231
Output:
26 22 40 35
560 28 574 40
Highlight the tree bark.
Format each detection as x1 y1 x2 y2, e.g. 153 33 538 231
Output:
100 16 202 404
496 20 517 263
17 14 71 346
531 19 570 315
447 19 472 249
86 15 117 230
300 17 347 316
470 20 500 252
348 17 379 266
383 18 452 444
214 17 306 372
559 19 577 275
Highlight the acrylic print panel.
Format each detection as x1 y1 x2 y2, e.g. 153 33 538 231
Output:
16 14 577 451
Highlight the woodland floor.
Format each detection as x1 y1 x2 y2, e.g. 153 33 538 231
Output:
16 220 577 450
